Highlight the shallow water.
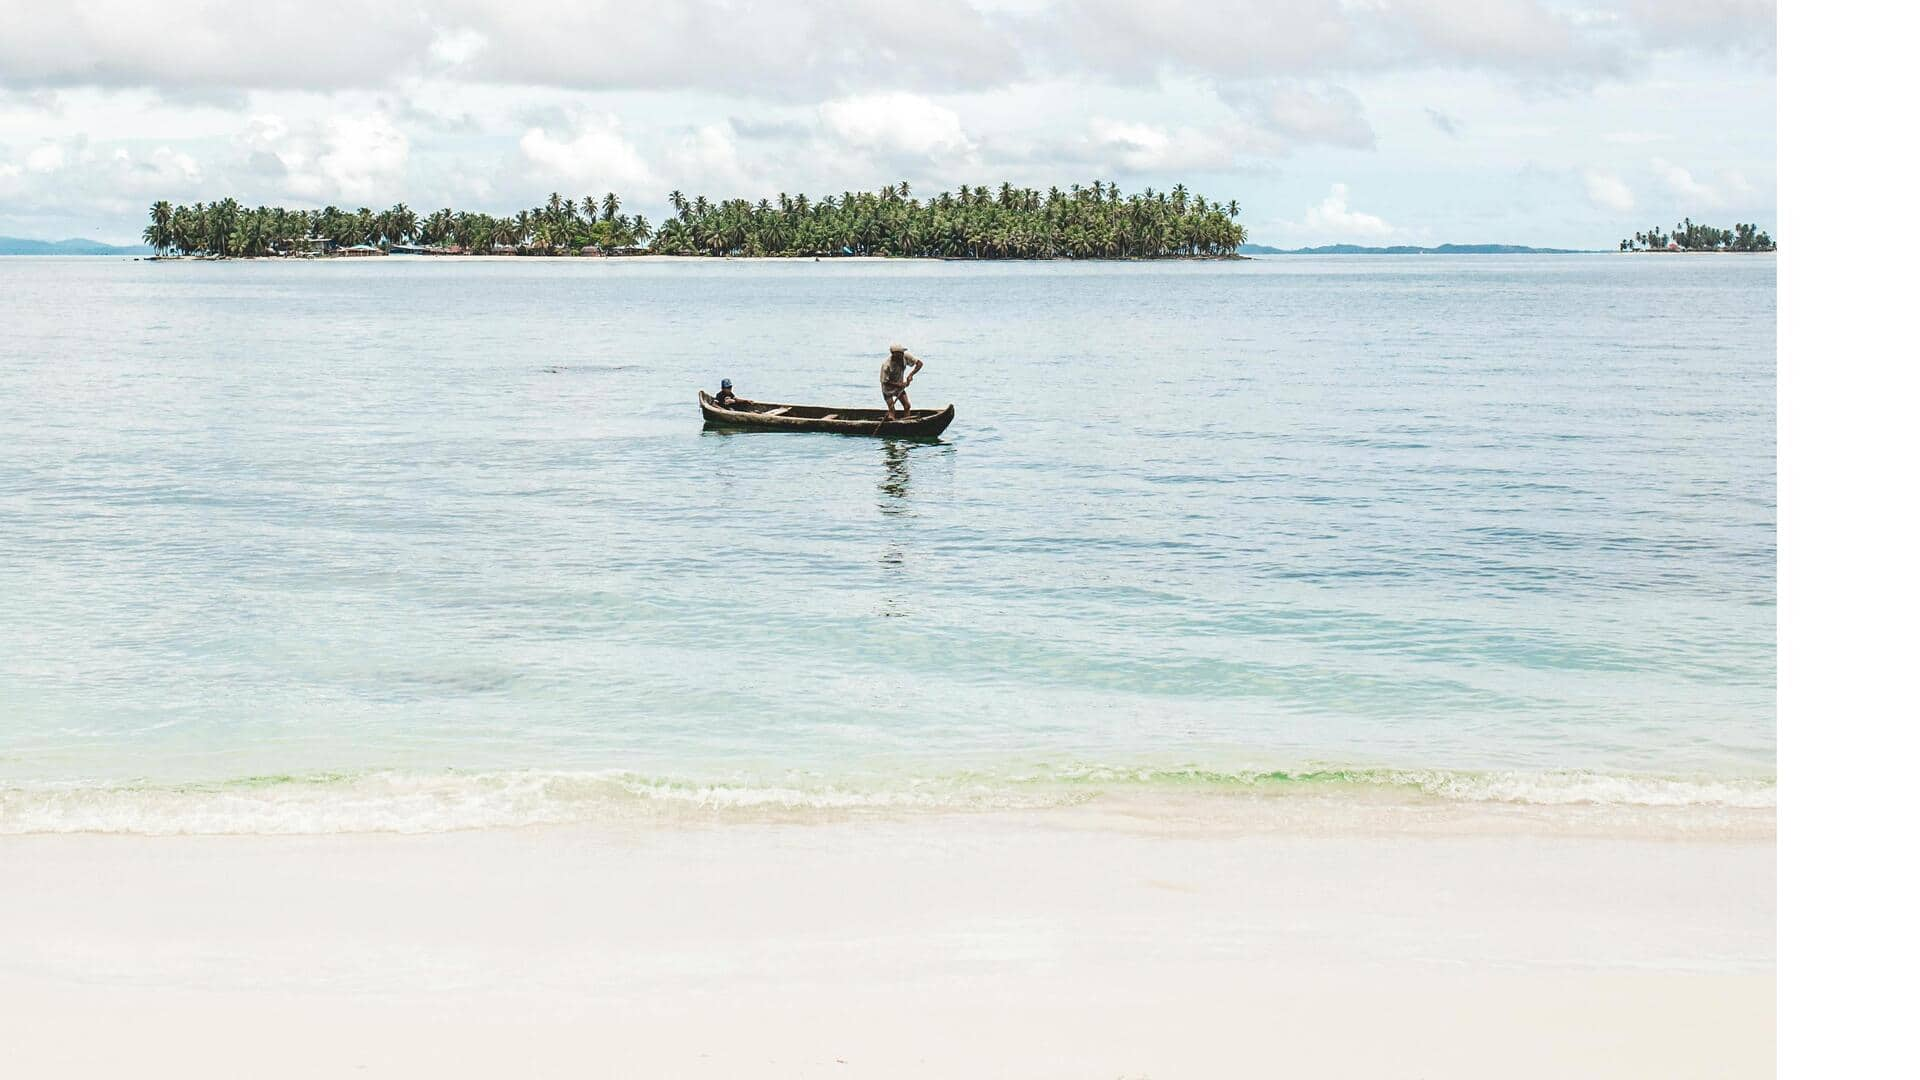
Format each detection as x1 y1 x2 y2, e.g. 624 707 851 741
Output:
0 254 1775 827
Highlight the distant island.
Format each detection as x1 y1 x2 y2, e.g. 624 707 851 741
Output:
1619 219 1773 252
134 181 1247 260
1239 243 1589 255
0 236 148 256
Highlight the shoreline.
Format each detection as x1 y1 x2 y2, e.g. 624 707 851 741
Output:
0 766 1777 839
5 250 1779 261
3 814 1774 1077
138 251 1252 263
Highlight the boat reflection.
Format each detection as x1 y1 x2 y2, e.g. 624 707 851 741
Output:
878 439 914 514
877 440 913 617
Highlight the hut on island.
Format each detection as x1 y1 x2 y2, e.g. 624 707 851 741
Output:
274 236 337 257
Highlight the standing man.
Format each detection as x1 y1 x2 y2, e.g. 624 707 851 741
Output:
881 343 924 420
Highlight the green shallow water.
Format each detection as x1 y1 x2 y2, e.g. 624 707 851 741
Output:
0 254 1774 816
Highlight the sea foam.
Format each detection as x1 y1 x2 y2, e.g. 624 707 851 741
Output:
0 765 1774 836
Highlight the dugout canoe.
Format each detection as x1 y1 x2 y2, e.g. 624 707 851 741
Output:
699 392 956 438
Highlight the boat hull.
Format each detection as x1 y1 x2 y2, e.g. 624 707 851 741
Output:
699 392 955 438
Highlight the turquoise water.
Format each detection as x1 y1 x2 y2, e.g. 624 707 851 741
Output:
0 255 1774 827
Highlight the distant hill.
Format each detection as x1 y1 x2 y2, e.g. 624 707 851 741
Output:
0 236 148 255
1239 242 1591 255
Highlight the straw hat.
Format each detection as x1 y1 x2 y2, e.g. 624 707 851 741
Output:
889 343 907 354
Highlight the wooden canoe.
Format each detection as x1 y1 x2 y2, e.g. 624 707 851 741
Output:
699 392 956 438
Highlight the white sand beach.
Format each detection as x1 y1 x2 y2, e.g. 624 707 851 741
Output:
2 807 1773 1078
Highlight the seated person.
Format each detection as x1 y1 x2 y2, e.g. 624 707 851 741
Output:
714 378 744 407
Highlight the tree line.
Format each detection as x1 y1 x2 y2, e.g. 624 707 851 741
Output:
1618 218 1774 252
142 181 1247 260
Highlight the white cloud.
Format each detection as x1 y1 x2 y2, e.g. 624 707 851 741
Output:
0 1 1768 98
1044 0 1356 80
1584 169 1636 212
440 1 1021 99
244 113 291 149
0 153 28 201
428 27 488 68
1651 157 1720 206
1297 182 1394 238
1624 0 1775 55
1379 0 1606 74
236 110 409 203
0 1 436 91
1226 81 1375 149
1087 119 1168 163
114 145 202 185
25 142 67 172
662 123 754 195
0 1 1775 249
1041 0 1626 84
0 137 217 230
519 115 652 190
0 2 1024 98
310 114 408 201
154 147 203 182
819 93 975 160
1083 119 1239 172
0 87 64 115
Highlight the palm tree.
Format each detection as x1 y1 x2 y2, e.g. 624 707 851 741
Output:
380 203 417 247
144 200 174 254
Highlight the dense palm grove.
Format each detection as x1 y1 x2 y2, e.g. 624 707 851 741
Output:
142 181 1247 259
1618 218 1774 252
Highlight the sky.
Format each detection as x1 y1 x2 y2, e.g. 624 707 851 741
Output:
0 0 1776 248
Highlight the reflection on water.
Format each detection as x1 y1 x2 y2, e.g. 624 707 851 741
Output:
877 439 914 617
878 439 914 514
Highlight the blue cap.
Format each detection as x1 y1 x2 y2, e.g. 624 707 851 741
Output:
721 378 732 388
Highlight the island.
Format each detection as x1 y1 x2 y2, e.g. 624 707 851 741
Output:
1619 219 1774 252
140 182 1247 260
0 236 149 256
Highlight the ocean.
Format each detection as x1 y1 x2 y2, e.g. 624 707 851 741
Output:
0 254 1775 833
